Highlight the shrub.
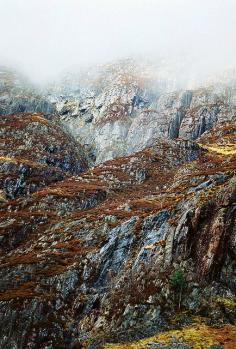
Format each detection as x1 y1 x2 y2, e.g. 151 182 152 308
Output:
170 270 187 310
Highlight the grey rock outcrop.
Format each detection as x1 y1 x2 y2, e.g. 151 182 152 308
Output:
46 61 236 163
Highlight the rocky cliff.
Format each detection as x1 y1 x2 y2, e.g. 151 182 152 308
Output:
0 61 236 349
47 60 236 164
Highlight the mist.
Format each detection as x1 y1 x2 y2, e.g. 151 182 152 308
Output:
0 0 235 84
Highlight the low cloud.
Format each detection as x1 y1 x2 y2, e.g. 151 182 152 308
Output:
0 0 235 83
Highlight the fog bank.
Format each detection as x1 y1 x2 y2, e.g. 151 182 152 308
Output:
0 0 235 83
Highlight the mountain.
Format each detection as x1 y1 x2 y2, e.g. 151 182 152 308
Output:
0 60 236 349
46 59 236 163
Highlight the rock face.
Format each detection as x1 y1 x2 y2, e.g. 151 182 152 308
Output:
46 60 236 163
1 62 235 165
0 117 235 348
0 61 236 348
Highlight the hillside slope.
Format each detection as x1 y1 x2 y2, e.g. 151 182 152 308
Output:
0 112 88 200
0 118 235 348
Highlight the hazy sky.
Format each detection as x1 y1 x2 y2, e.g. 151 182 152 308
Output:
0 0 235 82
